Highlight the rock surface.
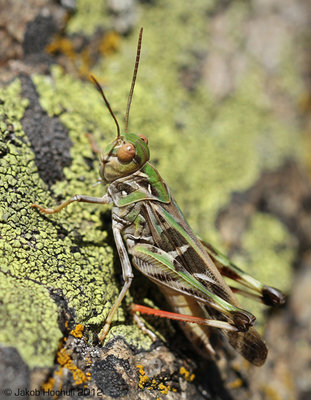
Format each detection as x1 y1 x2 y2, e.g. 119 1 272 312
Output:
0 0 310 398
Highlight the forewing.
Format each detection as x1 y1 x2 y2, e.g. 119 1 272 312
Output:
131 243 223 306
135 200 267 365
226 328 268 366
143 200 237 305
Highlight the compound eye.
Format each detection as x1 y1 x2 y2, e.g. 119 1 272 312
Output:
138 134 148 144
117 143 136 163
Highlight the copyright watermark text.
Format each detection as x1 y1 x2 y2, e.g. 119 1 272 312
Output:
0 388 100 397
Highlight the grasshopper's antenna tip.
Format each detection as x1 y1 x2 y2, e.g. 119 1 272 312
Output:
90 74 121 138
124 28 144 133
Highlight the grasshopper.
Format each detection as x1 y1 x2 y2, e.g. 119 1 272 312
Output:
32 28 285 366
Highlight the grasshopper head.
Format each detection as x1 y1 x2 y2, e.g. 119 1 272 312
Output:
99 133 149 183
91 28 147 183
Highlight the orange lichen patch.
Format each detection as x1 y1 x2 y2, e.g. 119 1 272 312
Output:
136 364 177 394
158 382 169 394
56 347 91 386
137 364 149 389
41 343 92 390
227 378 243 389
41 367 64 394
85 357 92 367
179 366 195 382
46 37 76 60
261 385 283 400
136 364 146 376
99 31 121 56
56 347 71 365
139 375 149 389
41 376 56 392
78 48 93 77
44 30 122 78
45 36 93 78
69 324 84 338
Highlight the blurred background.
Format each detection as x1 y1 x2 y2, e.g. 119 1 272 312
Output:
0 0 310 399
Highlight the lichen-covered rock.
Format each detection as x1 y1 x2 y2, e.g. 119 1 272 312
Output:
0 0 310 399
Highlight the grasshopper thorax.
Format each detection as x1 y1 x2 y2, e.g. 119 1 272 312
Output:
99 133 149 183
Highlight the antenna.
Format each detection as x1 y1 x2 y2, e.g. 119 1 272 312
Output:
124 27 143 133
90 75 121 138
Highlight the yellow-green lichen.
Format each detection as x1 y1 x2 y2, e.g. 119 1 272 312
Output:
232 213 295 324
84 0 301 322
1 0 305 368
0 77 151 368
0 80 63 367
0 273 61 367
86 1 303 241
35 0 303 345
67 0 112 36
32 68 152 349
